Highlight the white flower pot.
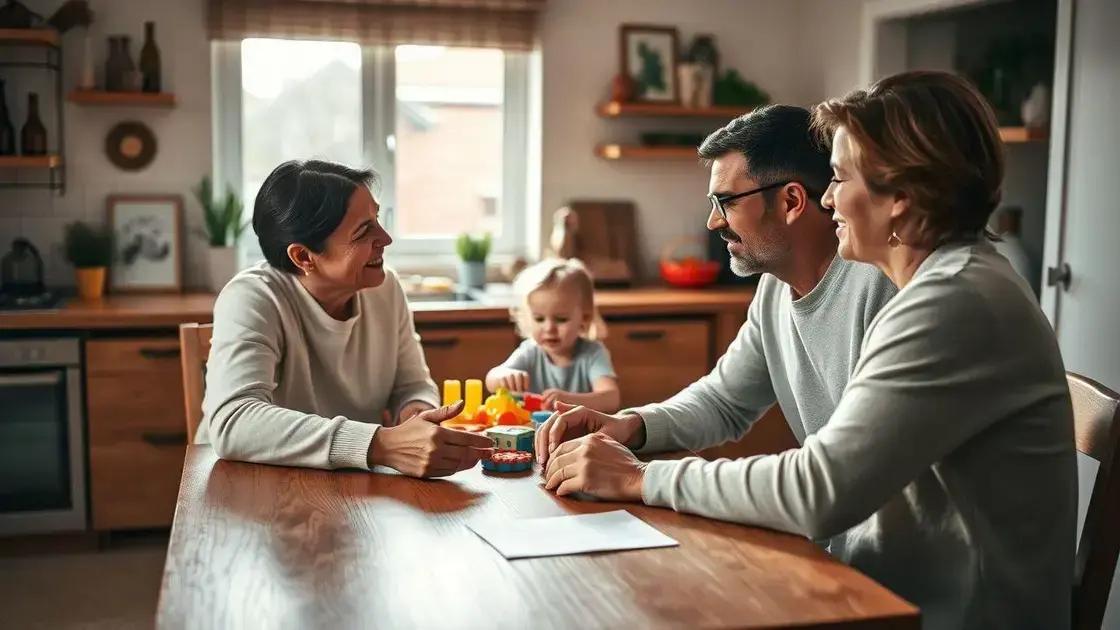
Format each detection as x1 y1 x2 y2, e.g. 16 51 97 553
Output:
207 246 238 292
458 260 486 291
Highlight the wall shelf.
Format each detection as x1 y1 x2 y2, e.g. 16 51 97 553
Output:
999 127 1048 143
595 144 699 161
68 90 177 108
0 155 63 168
0 28 59 48
597 101 754 119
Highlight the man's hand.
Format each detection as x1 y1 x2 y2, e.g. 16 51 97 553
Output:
534 402 644 466
542 432 647 501
369 401 494 477
396 400 434 426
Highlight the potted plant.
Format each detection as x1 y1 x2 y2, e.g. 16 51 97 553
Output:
194 175 246 292
63 221 113 300
456 233 491 291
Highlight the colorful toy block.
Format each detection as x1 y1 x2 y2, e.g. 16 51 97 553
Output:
485 426 534 453
530 411 552 428
440 380 533 432
481 450 533 473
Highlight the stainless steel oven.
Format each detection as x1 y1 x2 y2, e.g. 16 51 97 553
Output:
0 338 86 535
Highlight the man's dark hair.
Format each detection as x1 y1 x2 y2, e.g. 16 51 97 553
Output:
252 160 378 274
698 104 832 207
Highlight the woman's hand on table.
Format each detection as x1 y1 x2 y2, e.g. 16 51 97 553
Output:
542 432 647 501
396 401 434 426
368 401 495 477
534 402 645 466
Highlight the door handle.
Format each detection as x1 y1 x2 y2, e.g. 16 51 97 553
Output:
1046 263 1072 291
424 337 460 348
627 330 666 341
139 347 181 360
141 430 188 446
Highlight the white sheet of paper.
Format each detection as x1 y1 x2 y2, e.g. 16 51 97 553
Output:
467 510 679 559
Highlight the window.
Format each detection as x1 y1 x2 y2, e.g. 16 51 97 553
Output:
214 39 530 265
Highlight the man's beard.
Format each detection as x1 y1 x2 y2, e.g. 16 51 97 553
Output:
721 227 783 277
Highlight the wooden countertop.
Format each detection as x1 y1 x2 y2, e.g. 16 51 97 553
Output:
0 286 754 330
158 446 918 629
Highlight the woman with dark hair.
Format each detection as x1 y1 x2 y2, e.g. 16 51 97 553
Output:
196 160 493 477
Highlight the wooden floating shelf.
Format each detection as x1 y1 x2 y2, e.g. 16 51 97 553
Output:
595 144 699 161
598 101 755 119
0 155 63 168
0 28 59 47
68 90 177 107
999 126 1048 143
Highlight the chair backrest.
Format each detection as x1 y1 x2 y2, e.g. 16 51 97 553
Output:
179 323 213 444
1070 371 1120 630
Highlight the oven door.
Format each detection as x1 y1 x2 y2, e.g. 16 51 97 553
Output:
0 366 87 534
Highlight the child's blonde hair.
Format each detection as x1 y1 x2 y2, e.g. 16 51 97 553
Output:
511 258 607 341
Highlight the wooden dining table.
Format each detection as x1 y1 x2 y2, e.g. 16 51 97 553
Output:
157 446 918 629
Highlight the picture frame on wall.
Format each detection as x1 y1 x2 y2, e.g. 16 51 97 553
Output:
620 24 680 104
107 195 183 293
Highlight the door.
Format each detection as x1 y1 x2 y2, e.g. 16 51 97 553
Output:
1043 0 1120 625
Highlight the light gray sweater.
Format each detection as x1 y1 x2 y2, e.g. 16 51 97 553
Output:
636 243 1076 629
197 262 440 470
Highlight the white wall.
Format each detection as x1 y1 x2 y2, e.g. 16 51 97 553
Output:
0 0 211 289
538 0 809 278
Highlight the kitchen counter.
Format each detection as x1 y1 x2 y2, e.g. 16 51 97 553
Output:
0 285 755 331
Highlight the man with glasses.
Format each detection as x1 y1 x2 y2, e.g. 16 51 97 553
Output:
535 104 897 502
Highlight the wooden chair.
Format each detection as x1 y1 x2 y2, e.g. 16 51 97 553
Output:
179 323 213 444
1070 372 1120 629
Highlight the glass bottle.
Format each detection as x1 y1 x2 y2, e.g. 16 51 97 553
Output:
140 21 162 93
105 36 124 92
20 92 47 156
0 79 15 156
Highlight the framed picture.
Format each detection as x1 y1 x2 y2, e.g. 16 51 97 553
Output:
107 195 183 293
620 24 680 103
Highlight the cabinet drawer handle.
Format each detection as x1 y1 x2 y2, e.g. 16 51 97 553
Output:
424 337 460 348
627 330 666 342
139 347 181 360
141 431 188 446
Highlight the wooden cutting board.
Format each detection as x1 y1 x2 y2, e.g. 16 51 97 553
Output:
553 201 637 286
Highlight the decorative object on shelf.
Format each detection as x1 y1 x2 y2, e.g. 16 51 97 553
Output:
1021 82 1050 129
105 120 156 171
46 0 92 34
713 69 769 107
140 21 161 93
79 27 95 90
194 175 246 292
967 35 1054 126
660 236 719 288
620 24 679 104
551 201 635 287
107 195 182 293
683 34 718 107
456 233 491 291
63 221 113 301
677 63 713 108
20 91 46 156
609 72 635 103
0 79 14 155
0 0 43 28
992 206 1035 293
105 35 137 92
639 132 705 147
1 237 44 296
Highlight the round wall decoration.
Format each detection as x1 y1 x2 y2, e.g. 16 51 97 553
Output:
105 121 157 171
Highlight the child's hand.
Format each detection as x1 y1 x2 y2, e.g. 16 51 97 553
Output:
541 388 566 410
496 369 531 393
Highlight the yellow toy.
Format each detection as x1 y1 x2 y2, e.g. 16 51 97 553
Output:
441 380 532 431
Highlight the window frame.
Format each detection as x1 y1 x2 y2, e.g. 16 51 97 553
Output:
212 40 530 264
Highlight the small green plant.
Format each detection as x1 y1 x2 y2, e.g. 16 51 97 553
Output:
194 175 246 247
456 233 491 263
63 221 113 269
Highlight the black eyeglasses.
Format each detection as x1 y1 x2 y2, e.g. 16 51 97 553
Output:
707 181 791 222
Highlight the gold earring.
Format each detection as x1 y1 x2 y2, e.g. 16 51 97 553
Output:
888 232 903 248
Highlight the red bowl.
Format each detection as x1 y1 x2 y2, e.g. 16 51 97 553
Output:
660 259 720 288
